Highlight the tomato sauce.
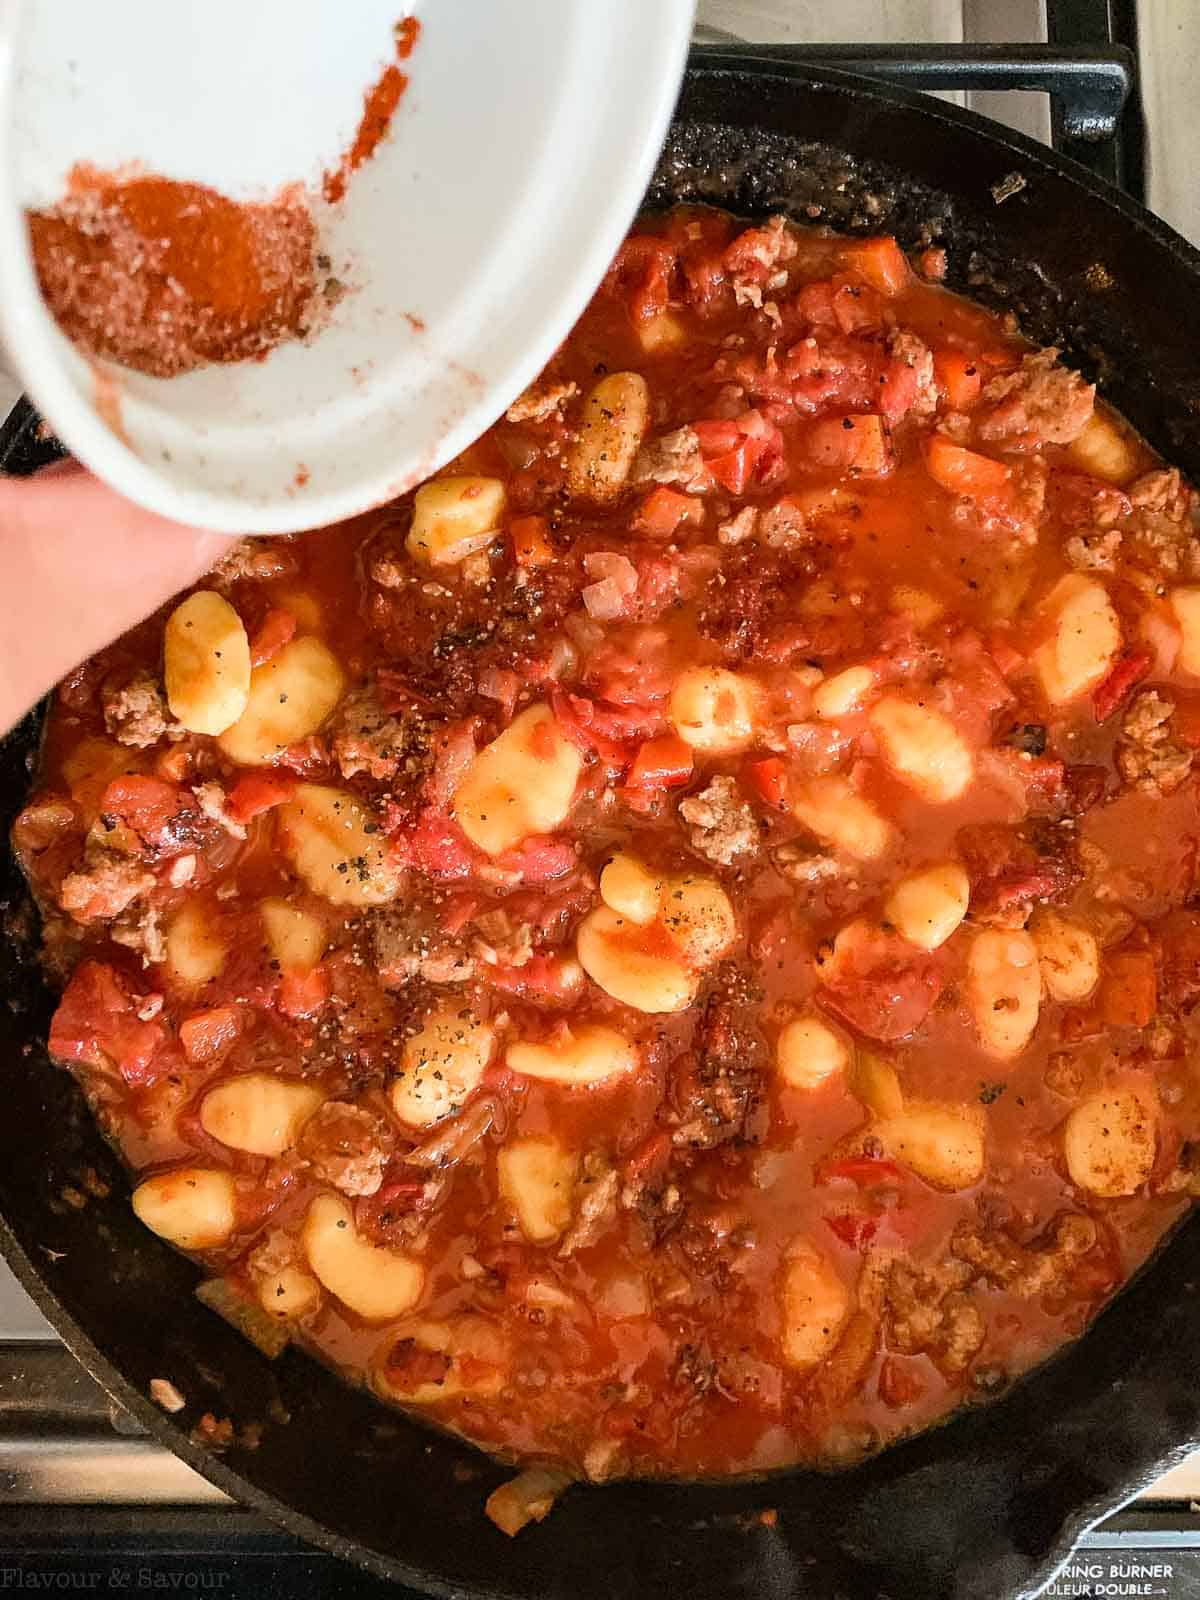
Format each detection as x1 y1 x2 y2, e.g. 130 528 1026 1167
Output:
16 207 1200 1508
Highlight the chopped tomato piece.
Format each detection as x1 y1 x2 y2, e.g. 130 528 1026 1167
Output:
509 515 554 568
795 279 838 327
99 775 195 850
278 965 331 1021
402 809 477 881
819 927 944 1043
1092 649 1153 723
925 435 1010 500
48 960 165 1085
692 419 741 456
746 757 789 810
626 734 694 790
248 608 297 668
1098 949 1158 1028
496 835 578 883
933 350 983 410
550 692 635 770
803 414 891 475
622 1131 672 1190
918 246 947 282
817 1156 905 1187
825 1211 879 1250
485 953 583 1004
878 359 921 425
878 1356 927 1408
839 236 910 298
226 771 295 824
179 1005 240 1064
604 234 677 322
634 487 705 538
831 280 883 335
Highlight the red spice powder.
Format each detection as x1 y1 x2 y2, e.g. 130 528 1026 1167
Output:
323 16 421 204
28 170 318 378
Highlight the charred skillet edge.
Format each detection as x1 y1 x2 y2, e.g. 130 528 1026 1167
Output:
3 52 1200 1600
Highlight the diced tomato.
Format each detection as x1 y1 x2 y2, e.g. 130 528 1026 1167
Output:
277 736 331 777
226 771 295 824
878 359 921 425
816 1156 905 1187
550 691 635 770
496 835 578 884
1092 649 1153 723
604 234 677 323
839 236 910 298
819 926 944 1043
509 514 554 568
831 280 883 335
99 775 194 850
278 965 331 1021
795 279 838 328
634 486 705 539
485 953 583 1004
746 756 789 810
878 1356 927 1409
402 808 477 881
48 960 165 1085
1098 949 1158 1028
825 1211 879 1249
692 419 741 456
179 1005 240 1064
802 414 891 476
622 1131 672 1190
626 734 694 790
925 435 1010 500
248 608 296 668
933 350 983 410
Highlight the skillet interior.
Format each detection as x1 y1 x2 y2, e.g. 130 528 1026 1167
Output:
4 52 1200 1600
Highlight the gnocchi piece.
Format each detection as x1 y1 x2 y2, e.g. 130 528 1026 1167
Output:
1168 588 1200 678
164 902 227 988
566 372 650 501
277 785 401 908
812 665 875 720
257 1265 321 1320
579 908 691 1004
669 667 760 755
967 929 1042 1058
874 1101 986 1191
199 1073 325 1157
260 899 325 971
892 586 944 628
164 591 251 736
406 476 507 566
1062 1087 1156 1197
302 1193 424 1321
637 311 687 355
599 854 663 925
506 1023 637 1086
1034 575 1121 706
779 1242 850 1371
868 695 974 804
776 1015 850 1090
849 1052 904 1121
132 1167 237 1250
391 1006 496 1128
791 775 892 861
453 704 582 857
885 862 969 952
374 1315 509 1404
660 875 738 969
497 1136 580 1244
576 906 695 1013
1067 412 1139 485
1030 909 1100 1003
61 738 138 826
217 637 345 767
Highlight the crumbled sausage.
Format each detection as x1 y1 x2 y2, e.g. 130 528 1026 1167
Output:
889 330 937 417
951 1212 1098 1299
882 1256 985 1376
632 427 709 494
103 672 174 748
679 777 759 867
558 1156 619 1258
59 852 155 924
506 379 578 424
670 966 767 1150
977 348 1095 447
329 685 425 783
1116 690 1193 794
298 1102 394 1197
1065 529 1122 572
371 907 476 986
192 782 247 841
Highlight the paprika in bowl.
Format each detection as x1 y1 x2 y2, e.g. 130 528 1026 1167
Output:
0 0 693 532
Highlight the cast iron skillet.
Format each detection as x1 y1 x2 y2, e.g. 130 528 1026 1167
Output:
4 50 1200 1600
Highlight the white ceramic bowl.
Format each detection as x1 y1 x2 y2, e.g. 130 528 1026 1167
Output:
0 0 693 532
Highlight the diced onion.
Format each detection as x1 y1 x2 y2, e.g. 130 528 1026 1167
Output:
485 1467 574 1537
582 578 629 621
